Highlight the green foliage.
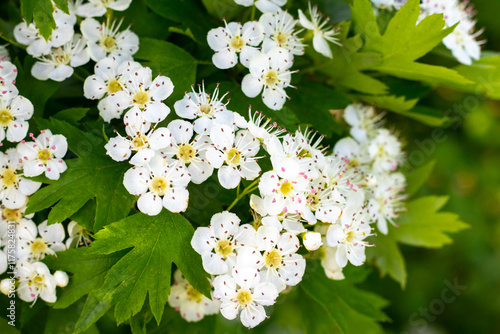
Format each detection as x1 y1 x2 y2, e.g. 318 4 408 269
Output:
367 232 407 288
301 262 389 334
74 210 211 332
405 160 437 197
26 118 135 230
393 196 469 248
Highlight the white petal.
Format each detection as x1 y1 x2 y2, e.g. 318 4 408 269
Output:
218 166 240 189
149 76 174 101
212 49 238 69
201 253 228 275
313 33 332 58
163 187 189 213
138 192 163 215
143 101 170 123
241 74 263 98
123 166 148 195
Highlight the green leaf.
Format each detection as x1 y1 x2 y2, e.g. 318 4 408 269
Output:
301 261 389 334
75 211 211 331
53 108 90 126
44 298 99 334
26 118 135 230
20 0 59 40
350 0 473 86
70 199 97 232
43 248 128 309
405 160 437 197
393 196 469 248
367 232 407 288
134 37 197 102
0 316 20 334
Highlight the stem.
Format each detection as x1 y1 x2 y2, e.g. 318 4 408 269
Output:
250 5 256 21
102 123 109 142
227 177 261 211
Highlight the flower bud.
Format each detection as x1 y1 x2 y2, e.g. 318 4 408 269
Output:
303 231 322 251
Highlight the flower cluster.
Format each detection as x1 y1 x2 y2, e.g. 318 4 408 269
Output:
14 0 137 81
207 2 341 110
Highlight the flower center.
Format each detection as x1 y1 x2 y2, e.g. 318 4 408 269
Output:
30 274 45 289
53 50 70 65
1 169 17 187
275 31 288 45
264 71 279 86
264 249 282 268
186 285 203 303
199 104 213 115
0 109 13 126
101 35 117 52
236 290 253 306
150 176 168 196
31 238 48 259
279 181 293 196
225 148 241 165
133 91 150 108
177 144 195 163
307 193 321 208
38 149 52 162
346 231 355 243
230 35 245 52
107 79 123 94
131 135 148 150
215 239 233 257
2 207 22 222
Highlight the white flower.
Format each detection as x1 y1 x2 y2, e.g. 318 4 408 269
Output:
0 149 41 209
0 44 10 61
105 108 171 165
302 231 322 251
54 271 69 287
173 82 233 135
259 11 305 56
246 109 285 143
123 155 191 215
325 206 374 267
76 0 133 17
81 18 139 62
298 2 340 58
31 34 90 82
442 18 482 65
368 129 403 172
207 21 263 69
106 66 173 122
239 226 306 292
206 125 261 189
65 221 92 248
17 220 66 262
160 120 213 184
0 96 34 143
168 269 220 322
320 244 345 280
17 130 68 180
367 172 406 234
0 60 19 100
241 47 293 110
212 266 278 328
343 103 384 143
234 0 287 13
84 57 142 121
16 261 57 304
191 211 256 275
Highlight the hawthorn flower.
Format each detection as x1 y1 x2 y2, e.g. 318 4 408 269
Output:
80 18 139 62
17 220 66 262
191 211 256 275
246 109 285 143
302 231 322 251
325 206 374 267
0 149 41 209
31 34 90 82
105 107 171 165
173 82 233 135
17 130 68 180
76 0 133 17
234 0 286 13
0 204 34 246
368 129 403 172
298 2 341 58
168 269 220 322
0 60 19 100
0 44 10 61
123 155 191 215
212 266 278 328
241 47 293 110
259 11 305 56
320 244 345 280
65 221 93 248
106 66 173 123
343 104 384 143
240 226 306 292
0 96 33 143
207 21 263 69
206 124 261 189
367 172 406 234
442 17 482 65
160 120 213 184
16 261 57 304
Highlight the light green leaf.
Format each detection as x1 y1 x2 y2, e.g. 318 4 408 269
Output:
26 118 135 230
75 211 211 331
448 55 500 99
393 196 469 248
405 160 437 197
301 262 389 334
367 232 407 288
134 37 197 102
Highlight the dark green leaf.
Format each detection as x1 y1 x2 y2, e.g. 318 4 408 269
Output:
53 108 90 126
367 232 407 288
